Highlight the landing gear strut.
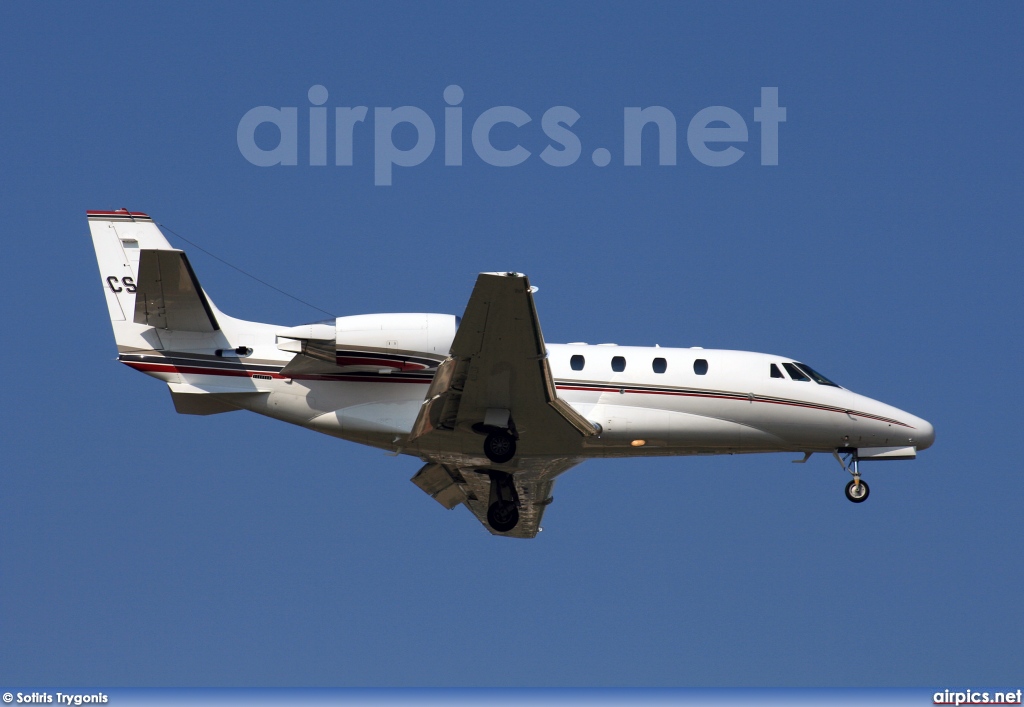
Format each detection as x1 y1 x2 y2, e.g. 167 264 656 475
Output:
834 450 870 503
485 470 520 532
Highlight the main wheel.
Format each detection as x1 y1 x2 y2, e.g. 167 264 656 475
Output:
484 430 516 464
845 479 870 503
487 501 520 532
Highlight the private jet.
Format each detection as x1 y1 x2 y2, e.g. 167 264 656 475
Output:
89 209 934 537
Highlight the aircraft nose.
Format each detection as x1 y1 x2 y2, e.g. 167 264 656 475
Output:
912 417 935 451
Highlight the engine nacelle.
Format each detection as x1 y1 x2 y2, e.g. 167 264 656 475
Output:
277 313 458 372
335 312 457 356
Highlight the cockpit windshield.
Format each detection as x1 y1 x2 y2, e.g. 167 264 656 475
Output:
793 362 840 388
782 362 810 381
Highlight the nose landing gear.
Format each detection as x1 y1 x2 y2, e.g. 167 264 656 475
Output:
833 450 870 503
844 478 870 503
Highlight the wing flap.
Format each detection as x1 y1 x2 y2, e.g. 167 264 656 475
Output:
410 462 468 510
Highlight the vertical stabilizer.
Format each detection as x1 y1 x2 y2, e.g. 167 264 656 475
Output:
88 209 222 351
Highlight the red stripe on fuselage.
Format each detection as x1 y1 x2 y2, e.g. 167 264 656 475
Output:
554 384 913 428
334 356 430 371
121 360 433 384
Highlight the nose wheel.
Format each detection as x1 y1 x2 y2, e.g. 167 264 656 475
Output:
844 478 870 503
833 450 870 504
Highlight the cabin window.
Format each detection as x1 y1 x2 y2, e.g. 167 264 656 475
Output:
652 357 667 374
570 355 585 371
782 362 810 381
794 363 840 387
611 356 626 372
770 363 784 378
693 359 708 375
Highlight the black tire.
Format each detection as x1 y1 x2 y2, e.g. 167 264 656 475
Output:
845 479 870 503
487 501 520 532
484 430 516 464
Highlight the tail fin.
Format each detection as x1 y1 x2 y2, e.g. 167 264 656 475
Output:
88 209 220 351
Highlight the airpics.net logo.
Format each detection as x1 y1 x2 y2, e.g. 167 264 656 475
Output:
236 85 786 186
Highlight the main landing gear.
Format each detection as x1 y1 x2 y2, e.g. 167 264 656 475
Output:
485 470 520 532
833 450 870 503
476 418 520 531
483 429 516 464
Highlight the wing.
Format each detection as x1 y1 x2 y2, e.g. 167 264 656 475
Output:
409 272 594 448
407 272 595 538
411 459 580 538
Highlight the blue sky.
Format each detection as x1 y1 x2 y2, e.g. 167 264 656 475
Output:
1 1 1022 687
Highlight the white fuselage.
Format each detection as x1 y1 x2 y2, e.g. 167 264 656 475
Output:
123 314 934 467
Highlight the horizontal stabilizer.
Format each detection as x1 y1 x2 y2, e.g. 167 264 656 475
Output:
168 382 269 395
167 382 268 416
169 392 240 416
134 249 219 332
